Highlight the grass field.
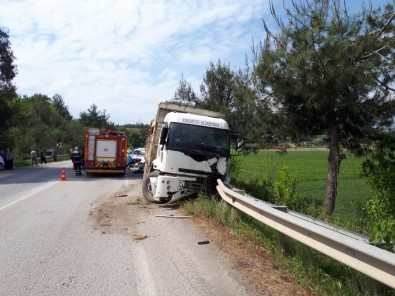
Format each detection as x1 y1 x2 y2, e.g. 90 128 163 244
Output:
231 149 371 225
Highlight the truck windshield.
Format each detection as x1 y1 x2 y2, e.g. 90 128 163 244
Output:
167 122 230 157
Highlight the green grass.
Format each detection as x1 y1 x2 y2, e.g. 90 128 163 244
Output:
231 150 370 223
128 198 149 205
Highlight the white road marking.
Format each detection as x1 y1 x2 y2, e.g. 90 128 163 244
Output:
0 181 57 211
132 241 158 296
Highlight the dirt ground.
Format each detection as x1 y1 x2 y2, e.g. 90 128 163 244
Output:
190 216 316 296
90 180 315 296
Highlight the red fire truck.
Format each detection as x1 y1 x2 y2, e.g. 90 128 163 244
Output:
83 128 128 174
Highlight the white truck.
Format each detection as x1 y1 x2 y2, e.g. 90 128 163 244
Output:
142 101 230 204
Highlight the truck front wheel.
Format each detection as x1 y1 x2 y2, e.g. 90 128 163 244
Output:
142 172 163 204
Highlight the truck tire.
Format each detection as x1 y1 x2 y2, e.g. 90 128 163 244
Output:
142 172 162 204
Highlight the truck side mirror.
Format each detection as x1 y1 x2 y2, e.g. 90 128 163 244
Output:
159 126 168 145
236 139 244 151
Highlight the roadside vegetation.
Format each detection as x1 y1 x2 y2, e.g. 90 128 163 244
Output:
183 196 393 296
182 149 394 296
230 150 369 225
0 90 148 163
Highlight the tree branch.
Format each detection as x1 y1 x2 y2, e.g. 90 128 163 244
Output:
374 75 395 92
359 45 389 60
374 13 395 38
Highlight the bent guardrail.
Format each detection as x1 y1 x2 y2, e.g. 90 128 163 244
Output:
216 179 395 289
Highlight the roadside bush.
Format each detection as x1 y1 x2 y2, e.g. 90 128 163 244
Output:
228 153 241 178
362 133 395 250
272 165 309 212
364 184 395 250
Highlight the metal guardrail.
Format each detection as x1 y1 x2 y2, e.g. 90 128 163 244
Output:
216 179 395 289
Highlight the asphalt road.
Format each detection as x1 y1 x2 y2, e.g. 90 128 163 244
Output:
0 161 253 296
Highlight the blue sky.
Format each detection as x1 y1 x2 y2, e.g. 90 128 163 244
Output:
0 0 391 124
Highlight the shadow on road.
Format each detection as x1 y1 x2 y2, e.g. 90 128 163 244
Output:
0 160 143 185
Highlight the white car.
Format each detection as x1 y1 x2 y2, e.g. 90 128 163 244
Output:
134 148 145 155
126 148 145 173
0 155 4 171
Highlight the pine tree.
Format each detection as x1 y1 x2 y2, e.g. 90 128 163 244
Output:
254 0 395 216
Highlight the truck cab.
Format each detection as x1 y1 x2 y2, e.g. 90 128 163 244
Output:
143 111 230 204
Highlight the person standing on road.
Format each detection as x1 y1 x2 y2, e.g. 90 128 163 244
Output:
71 147 83 176
40 149 47 164
31 150 38 166
3 149 8 169
6 148 14 169
53 148 57 162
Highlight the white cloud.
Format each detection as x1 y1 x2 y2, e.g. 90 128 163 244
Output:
0 0 272 123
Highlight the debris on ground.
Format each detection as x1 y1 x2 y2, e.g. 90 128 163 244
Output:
155 214 193 218
197 240 210 245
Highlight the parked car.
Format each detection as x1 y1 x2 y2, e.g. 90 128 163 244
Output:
0 155 4 171
126 148 145 173
44 148 55 157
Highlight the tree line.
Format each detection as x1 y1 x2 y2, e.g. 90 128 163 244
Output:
0 43 146 160
1 1 394 231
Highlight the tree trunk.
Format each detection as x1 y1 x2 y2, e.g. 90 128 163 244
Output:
323 123 342 217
